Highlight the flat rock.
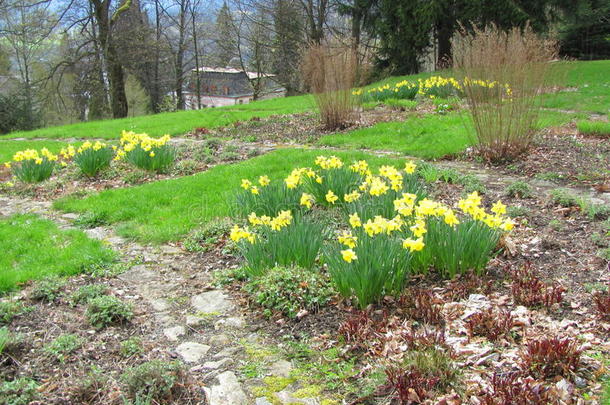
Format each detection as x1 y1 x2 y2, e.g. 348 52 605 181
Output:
202 357 234 370
269 359 292 378
164 326 186 341
214 316 245 329
118 265 157 283
85 227 110 240
208 334 231 346
160 245 182 255
191 290 234 314
176 342 210 363
62 213 80 220
276 390 319 405
209 371 248 405
256 398 273 405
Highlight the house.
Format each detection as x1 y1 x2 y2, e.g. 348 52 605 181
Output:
183 67 285 109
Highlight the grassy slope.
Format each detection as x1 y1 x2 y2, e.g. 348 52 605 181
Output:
0 214 116 293
0 140 70 162
3 95 315 140
318 109 585 159
319 113 472 159
540 60 610 114
54 149 407 244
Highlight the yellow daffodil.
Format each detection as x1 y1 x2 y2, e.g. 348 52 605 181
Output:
326 190 339 204
341 249 357 263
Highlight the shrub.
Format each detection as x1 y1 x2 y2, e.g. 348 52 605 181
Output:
30 276 66 302
70 284 108 306
511 264 565 309
44 333 83 362
243 266 335 318
0 378 39 405
231 212 326 276
505 180 533 198
7 148 57 183
117 131 176 172
120 360 195 402
86 295 133 328
302 43 358 130
64 142 114 177
519 336 581 379
465 308 514 341
452 24 557 161
577 120 610 138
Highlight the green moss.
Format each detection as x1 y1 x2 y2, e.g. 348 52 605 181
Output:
292 384 323 398
251 376 295 405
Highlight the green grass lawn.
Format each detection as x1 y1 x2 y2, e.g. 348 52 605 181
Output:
3 95 315 140
577 119 610 137
0 140 70 163
318 113 472 159
540 60 610 114
0 214 116 293
318 109 587 158
53 149 409 244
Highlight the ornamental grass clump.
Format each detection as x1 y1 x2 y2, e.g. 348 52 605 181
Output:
302 43 359 130
452 24 558 161
230 210 326 277
5 148 58 183
62 142 114 177
116 130 175 172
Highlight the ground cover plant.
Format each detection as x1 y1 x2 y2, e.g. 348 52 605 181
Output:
0 214 115 293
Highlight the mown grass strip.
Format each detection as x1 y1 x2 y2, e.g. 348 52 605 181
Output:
2 96 315 140
53 149 409 244
0 214 116 293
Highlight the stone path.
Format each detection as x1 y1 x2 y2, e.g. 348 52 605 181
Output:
0 195 321 405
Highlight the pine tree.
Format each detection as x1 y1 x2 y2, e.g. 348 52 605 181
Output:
214 2 238 67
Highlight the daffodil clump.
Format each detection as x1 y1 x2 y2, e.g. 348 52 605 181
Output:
5 148 58 183
116 131 175 172
355 79 420 102
353 76 512 103
230 210 326 276
327 190 514 307
63 141 114 177
462 77 513 102
235 175 302 218
231 156 515 308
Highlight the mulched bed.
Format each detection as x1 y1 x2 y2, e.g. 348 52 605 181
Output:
478 123 610 190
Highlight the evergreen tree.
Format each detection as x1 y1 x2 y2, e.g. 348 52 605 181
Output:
272 0 303 94
214 2 237 67
559 0 610 60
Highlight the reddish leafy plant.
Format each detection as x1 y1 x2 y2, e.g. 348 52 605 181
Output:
519 336 582 379
383 366 441 404
399 289 445 326
477 372 556 405
465 308 515 341
443 271 494 301
592 287 610 321
511 263 565 309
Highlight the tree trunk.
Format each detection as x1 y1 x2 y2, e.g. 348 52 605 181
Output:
107 42 129 117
